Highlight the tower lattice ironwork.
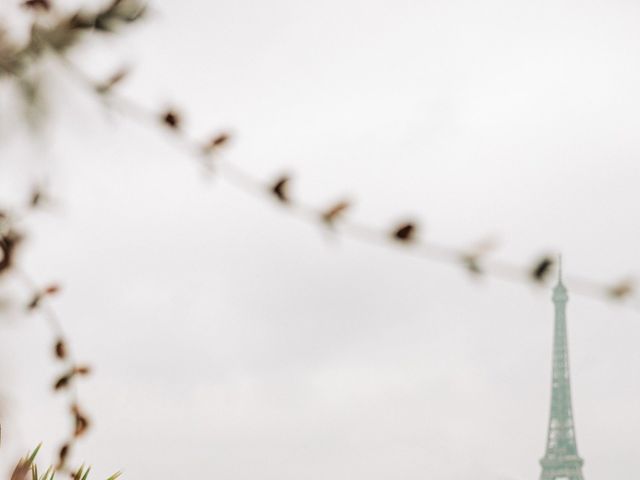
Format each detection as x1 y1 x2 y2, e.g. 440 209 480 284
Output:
539 265 585 480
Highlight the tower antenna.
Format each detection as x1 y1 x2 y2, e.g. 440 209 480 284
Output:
558 254 563 283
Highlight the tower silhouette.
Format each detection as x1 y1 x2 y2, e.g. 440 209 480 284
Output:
539 261 585 480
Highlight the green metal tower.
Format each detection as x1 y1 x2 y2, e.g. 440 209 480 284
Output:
539 264 585 480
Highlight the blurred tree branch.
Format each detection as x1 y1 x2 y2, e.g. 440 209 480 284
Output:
1 0 146 473
2 0 635 310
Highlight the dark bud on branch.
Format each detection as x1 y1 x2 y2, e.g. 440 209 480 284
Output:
54 339 67 359
211 133 230 147
72 404 90 437
460 238 496 276
608 279 634 299
96 67 129 94
203 132 231 152
44 284 61 295
29 186 45 208
393 222 417 242
531 256 554 282
0 230 22 275
271 176 290 203
161 110 181 129
57 443 70 470
74 365 91 375
27 294 42 310
322 201 350 226
27 283 60 310
53 364 90 390
53 373 71 390
461 254 483 275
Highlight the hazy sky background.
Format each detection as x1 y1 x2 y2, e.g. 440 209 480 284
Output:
1 0 640 479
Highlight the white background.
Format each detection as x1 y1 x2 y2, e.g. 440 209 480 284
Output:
1 1 640 479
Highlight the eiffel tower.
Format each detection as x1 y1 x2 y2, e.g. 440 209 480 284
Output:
539 262 585 480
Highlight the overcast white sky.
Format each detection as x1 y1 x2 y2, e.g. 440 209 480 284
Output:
1 0 640 479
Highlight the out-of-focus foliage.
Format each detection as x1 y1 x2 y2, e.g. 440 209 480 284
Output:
0 0 145 74
10 444 122 480
0 0 145 128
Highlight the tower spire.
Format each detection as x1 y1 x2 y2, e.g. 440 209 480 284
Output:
540 260 585 480
557 254 563 284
